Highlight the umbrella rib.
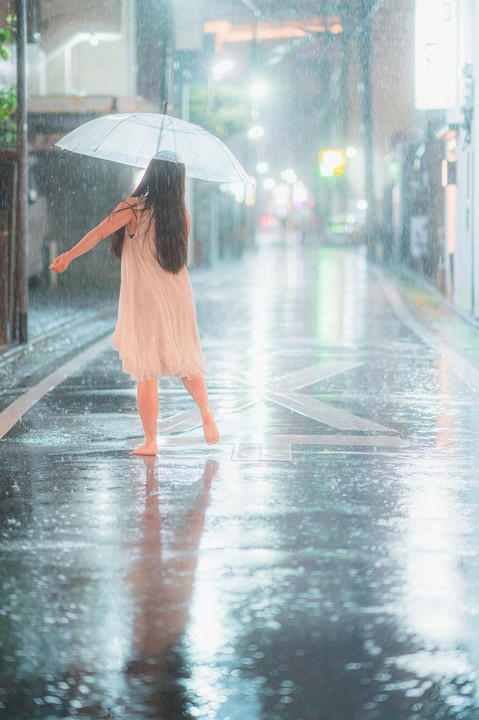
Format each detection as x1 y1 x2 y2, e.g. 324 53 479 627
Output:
91 113 136 153
170 115 178 161
57 113 250 183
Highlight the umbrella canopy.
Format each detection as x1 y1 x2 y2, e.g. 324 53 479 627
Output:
55 113 251 184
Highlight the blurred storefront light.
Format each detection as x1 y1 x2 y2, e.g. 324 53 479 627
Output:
273 183 291 218
260 215 280 227
250 81 267 98
388 159 401 181
346 147 357 158
263 178 276 190
280 168 297 184
60 31 121 52
415 0 457 109
256 162 268 173
219 182 245 203
245 179 257 207
248 125 265 139
292 181 308 208
356 199 368 210
232 184 246 203
211 58 234 76
319 149 346 177
219 179 255 206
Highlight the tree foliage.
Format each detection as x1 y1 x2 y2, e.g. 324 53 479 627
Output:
0 14 17 147
189 83 249 142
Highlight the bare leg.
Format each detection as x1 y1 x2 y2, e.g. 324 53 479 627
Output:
182 376 220 445
132 378 159 455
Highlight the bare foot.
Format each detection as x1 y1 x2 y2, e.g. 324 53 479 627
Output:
202 410 220 445
132 441 158 456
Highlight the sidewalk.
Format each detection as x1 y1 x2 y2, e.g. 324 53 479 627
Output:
0 258 244 402
2 241 479 720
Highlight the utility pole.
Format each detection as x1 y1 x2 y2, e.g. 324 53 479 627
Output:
358 1 375 252
12 0 27 343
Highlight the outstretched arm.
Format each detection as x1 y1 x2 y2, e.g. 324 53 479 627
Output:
49 199 136 274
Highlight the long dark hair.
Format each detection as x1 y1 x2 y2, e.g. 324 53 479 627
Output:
111 157 188 274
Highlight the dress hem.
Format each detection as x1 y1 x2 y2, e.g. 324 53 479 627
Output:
113 344 206 382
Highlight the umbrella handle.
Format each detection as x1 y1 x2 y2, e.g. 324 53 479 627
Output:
163 101 168 115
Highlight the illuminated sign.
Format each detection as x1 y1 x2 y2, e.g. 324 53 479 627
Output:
319 149 346 177
415 0 457 109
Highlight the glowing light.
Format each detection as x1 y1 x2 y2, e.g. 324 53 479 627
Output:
260 215 280 227
347 214 357 224
232 184 245 203
319 149 346 177
330 24 343 34
247 125 264 139
211 59 234 75
356 199 368 210
220 182 245 202
256 162 268 174
415 0 457 109
292 181 308 208
280 168 297 184
273 183 291 208
88 34 99 46
245 178 256 206
263 178 276 190
346 147 357 158
250 81 267 98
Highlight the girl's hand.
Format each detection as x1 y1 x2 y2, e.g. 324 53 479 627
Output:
49 253 70 273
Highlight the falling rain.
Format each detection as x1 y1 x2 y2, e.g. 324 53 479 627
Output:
1 1 479 719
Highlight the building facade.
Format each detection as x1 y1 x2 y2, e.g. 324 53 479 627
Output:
391 0 479 320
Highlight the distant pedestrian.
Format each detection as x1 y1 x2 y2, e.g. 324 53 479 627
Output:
49 156 219 455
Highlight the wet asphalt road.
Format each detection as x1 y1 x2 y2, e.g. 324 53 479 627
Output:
2 240 479 719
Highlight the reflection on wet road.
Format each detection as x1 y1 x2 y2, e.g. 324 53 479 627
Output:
2 243 479 719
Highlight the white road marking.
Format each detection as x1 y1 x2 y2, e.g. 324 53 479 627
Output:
271 361 363 391
126 433 401 463
0 335 111 440
267 433 403 447
261 442 293 462
158 360 396 438
157 395 258 433
265 391 391 432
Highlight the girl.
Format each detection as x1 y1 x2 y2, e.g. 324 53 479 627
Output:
49 156 219 456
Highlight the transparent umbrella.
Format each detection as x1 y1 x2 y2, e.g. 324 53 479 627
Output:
55 112 251 184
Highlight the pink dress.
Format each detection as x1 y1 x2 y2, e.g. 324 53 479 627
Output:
112 205 206 382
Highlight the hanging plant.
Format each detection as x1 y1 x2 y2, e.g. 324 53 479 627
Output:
0 14 17 148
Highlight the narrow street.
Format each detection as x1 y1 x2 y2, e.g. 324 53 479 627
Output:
2 239 479 719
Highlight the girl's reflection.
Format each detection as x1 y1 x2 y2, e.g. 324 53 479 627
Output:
124 457 218 686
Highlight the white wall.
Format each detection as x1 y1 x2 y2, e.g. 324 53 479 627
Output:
71 40 129 96
472 1 479 317
44 0 134 97
450 0 476 315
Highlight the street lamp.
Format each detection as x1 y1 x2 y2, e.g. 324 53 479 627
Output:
211 58 234 76
250 81 267 98
256 162 268 173
248 125 264 139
